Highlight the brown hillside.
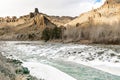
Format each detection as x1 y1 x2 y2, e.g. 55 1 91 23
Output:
63 0 120 44
66 0 120 27
0 10 57 40
37 13 75 26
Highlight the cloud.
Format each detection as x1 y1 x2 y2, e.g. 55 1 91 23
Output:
0 0 106 17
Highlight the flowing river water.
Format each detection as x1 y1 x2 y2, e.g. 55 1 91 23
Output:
0 41 120 80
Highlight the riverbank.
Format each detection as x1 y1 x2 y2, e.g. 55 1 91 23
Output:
0 53 38 80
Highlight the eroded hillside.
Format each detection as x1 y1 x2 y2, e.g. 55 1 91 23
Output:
63 0 120 44
0 9 57 40
66 0 120 26
0 8 74 41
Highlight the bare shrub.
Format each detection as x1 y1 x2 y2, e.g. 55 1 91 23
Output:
63 26 81 41
90 23 120 44
63 22 120 44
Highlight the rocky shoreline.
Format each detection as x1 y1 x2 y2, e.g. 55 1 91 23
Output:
0 53 39 80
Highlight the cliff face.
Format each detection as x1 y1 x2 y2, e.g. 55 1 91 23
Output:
66 0 120 27
34 14 56 30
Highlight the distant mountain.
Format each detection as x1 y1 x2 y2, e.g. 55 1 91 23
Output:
47 15 75 26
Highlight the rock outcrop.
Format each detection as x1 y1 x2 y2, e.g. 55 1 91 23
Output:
34 14 56 31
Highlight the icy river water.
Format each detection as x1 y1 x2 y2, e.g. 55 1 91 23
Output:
0 41 120 80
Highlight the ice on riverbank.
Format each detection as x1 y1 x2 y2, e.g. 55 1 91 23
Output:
22 61 76 80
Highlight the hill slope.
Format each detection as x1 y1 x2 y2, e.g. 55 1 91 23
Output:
66 0 120 27
0 12 58 40
63 0 120 44
0 8 74 41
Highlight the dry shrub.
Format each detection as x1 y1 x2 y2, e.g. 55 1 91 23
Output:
63 26 80 41
90 23 120 44
63 22 120 44
63 24 92 42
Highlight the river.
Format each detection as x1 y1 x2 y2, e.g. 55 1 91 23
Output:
0 41 120 80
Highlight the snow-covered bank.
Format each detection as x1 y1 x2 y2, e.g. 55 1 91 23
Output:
22 61 76 80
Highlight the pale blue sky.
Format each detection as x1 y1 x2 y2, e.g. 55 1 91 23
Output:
95 0 102 3
0 0 105 17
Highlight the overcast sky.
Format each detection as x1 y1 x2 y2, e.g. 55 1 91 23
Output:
0 0 105 17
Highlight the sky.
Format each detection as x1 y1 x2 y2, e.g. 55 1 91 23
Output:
0 0 106 17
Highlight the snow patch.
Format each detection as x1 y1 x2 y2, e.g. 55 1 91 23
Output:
22 61 76 80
